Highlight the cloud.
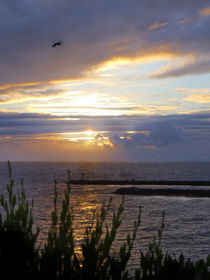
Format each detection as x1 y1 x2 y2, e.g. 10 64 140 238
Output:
177 17 192 25
148 22 168 30
199 7 210 16
0 79 180 116
176 88 210 104
0 0 210 85
176 88 210 94
1 110 210 136
1 111 210 160
110 120 184 148
109 114 210 160
0 81 70 104
148 57 210 79
149 121 184 146
183 94 210 104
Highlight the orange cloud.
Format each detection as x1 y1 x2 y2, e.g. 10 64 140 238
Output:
148 22 168 30
183 94 210 103
199 7 210 16
0 81 42 91
93 49 174 73
176 88 210 95
0 78 84 92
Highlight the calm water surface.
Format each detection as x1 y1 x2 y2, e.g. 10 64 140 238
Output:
0 161 210 269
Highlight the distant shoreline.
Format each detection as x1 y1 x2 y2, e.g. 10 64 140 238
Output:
113 187 210 197
70 179 210 186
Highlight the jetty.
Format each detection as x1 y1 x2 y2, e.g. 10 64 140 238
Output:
70 179 210 186
113 187 210 197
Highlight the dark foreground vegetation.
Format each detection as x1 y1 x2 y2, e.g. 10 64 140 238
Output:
0 162 210 280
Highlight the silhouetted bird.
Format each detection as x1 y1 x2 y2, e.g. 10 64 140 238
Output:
52 41 63 48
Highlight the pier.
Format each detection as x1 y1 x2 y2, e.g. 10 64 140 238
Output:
70 179 210 186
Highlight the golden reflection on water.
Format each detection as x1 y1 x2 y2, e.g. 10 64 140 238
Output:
71 189 105 256
36 182 107 254
30 179 210 268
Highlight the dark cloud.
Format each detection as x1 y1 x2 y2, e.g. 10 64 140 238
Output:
110 120 185 148
0 0 209 85
0 111 210 160
150 121 184 145
1 110 210 135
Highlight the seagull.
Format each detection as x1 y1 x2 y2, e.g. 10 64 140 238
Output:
52 41 63 48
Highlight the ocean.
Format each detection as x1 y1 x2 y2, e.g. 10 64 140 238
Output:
0 161 210 268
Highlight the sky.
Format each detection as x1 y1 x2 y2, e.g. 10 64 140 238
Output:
0 0 210 161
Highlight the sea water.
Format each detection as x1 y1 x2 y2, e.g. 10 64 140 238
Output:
0 161 210 269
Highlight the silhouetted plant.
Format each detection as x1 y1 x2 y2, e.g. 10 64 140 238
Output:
0 161 210 279
135 212 210 280
40 170 142 279
40 171 76 279
78 198 141 280
0 161 39 279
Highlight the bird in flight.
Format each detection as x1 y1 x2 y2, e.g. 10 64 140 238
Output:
52 41 63 48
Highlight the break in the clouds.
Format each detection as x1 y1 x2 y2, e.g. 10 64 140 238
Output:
0 0 210 84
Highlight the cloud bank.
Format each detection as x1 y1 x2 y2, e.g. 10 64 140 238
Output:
0 111 210 161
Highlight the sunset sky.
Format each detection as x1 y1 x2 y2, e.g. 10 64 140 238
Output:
0 0 210 161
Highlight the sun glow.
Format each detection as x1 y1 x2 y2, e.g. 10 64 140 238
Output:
60 131 114 148
27 90 137 116
84 130 94 136
0 131 114 149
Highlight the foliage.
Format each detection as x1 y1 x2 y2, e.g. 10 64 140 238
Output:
135 212 210 280
0 161 39 279
0 161 210 279
40 173 76 279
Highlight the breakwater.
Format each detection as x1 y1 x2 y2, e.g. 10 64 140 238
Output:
70 179 210 186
